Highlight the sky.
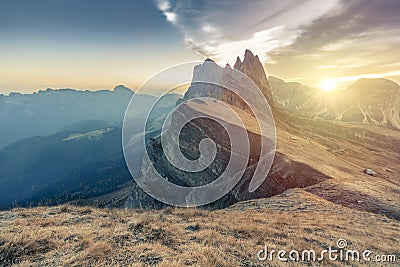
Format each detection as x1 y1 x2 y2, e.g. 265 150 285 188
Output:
0 0 200 94
1 0 400 94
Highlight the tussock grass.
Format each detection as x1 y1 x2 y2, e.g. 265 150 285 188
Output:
0 192 399 266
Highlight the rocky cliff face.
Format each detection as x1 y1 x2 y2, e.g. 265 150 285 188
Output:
118 50 329 209
233 49 272 102
120 101 328 209
183 50 273 112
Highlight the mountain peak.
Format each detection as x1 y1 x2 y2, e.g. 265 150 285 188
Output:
348 78 399 95
352 78 399 87
113 85 133 93
234 56 242 69
233 50 272 101
183 50 273 112
244 49 255 62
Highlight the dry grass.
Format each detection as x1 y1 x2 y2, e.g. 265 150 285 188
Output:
0 190 399 267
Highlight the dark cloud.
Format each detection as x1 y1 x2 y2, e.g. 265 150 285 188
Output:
281 0 400 55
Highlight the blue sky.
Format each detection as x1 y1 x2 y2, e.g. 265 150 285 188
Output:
1 0 400 93
0 0 200 93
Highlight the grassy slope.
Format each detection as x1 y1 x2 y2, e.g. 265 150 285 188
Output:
0 189 399 267
1 96 399 266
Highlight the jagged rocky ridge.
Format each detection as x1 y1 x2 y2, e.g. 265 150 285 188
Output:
117 50 330 209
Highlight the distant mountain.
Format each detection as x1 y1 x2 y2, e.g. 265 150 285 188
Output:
268 76 317 112
0 86 170 148
269 77 400 130
0 91 180 209
343 78 400 129
0 85 132 148
0 127 130 209
0 121 163 210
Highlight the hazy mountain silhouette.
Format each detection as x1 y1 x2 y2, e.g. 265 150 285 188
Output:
0 127 131 209
0 86 175 148
0 92 180 209
270 77 400 130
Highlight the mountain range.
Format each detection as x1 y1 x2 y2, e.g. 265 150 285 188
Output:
0 91 180 209
269 76 400 130
0 50 399 217
0 86 183 149
111 50 399 217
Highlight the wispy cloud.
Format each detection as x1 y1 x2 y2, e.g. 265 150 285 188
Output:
155 0 339 65
268 0 400 86
155 0 400 87
156 0 178 24
186 26 292 64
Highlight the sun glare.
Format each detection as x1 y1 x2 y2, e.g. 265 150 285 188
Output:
320 79 337 92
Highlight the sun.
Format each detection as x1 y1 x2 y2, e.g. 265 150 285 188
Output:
320 79 337 92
